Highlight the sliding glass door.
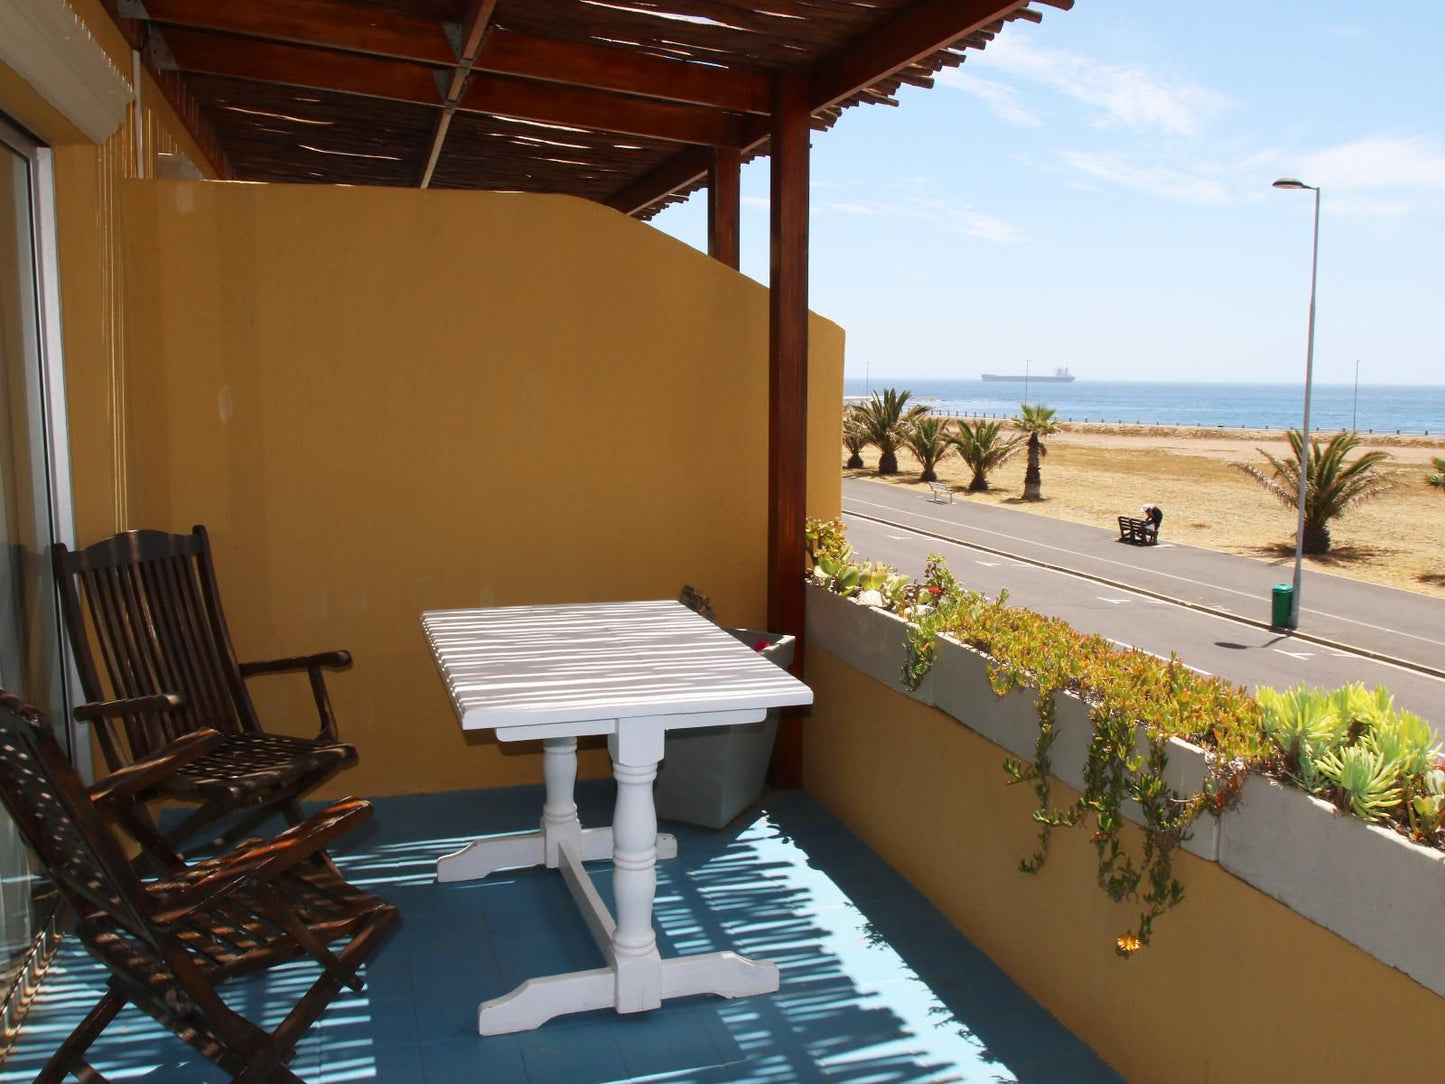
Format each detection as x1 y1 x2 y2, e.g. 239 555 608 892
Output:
0 115 71 1029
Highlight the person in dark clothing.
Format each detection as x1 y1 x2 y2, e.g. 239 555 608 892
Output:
1141 504 1163 537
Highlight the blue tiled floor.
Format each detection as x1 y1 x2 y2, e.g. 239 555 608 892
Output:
2 784 1124 1083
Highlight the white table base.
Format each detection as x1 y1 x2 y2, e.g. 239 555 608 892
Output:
436 721 779 1035
437 736 677 882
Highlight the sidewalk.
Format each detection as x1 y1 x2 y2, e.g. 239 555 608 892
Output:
842 478 1445 677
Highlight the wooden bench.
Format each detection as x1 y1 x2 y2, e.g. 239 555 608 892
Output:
927 481 953 504
1118 516 1159 545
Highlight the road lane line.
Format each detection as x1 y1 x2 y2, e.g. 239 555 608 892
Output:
842 504 1445 660
843 495 1445 651
842 511 1445 684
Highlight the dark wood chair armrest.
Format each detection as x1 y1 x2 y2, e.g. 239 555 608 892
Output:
239 652 352 743
149 798 373 923
88 729 224 806
73 692 184 723
239 651 351 677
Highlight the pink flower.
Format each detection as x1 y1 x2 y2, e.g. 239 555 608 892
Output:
753 639 770 652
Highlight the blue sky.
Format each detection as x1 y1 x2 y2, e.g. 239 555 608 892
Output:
650 0 1444 386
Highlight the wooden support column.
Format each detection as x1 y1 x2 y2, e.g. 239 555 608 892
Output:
767 75 809 788
707 147 741 269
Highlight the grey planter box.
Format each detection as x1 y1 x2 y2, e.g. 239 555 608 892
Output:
654 627 795 829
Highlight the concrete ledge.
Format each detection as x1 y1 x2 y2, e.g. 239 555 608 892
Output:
1219 775 1445 997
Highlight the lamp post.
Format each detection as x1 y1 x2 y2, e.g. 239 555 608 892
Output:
1272 177 1321 630
1352 358 1360 433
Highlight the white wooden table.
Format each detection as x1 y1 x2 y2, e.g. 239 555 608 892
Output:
421 599 814 1035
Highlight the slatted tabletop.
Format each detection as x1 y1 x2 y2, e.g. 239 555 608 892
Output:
422 600 813 731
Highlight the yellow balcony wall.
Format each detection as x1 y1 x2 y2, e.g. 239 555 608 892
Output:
116 178 843 797
802 645 1444 1082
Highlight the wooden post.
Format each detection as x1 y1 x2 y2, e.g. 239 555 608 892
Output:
767 75 809 788
707 146 741 269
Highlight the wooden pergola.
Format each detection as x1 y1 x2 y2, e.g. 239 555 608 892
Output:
104 0 1073 756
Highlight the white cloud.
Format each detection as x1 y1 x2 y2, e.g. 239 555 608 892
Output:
1294 136 1445 193
937 69 1041 127
1058 151 1231 204
979 36 1231 137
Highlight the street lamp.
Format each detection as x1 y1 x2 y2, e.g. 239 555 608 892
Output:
1272 177 1321 630
1352 358 1360 433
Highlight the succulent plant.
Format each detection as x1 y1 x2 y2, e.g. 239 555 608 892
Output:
1315 745 1403 821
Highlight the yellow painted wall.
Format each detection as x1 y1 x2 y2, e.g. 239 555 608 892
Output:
1 0 218 549
802 647 1445 1083
117 179 843 797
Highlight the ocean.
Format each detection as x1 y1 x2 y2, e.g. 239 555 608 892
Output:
841 379 1445 436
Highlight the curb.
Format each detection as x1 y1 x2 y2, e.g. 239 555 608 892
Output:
842 506 1445 683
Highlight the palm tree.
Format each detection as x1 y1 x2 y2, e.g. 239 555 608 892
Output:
1428 456 1445 490
1012 404 1058 501
902 415 953 483
853 388 929 475
1231 430 1396 554
950 418 1023 492
842 408 869 469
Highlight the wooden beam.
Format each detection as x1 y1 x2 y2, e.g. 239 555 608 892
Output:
604 147 711 217
421 0 498 187
462 72 742 146
810 0 1029 112
164 28 443 104
479 28 770 115
138 0 454 64
135 0 768 114
707 147 741 269
767 74 810 787
164 30 744 146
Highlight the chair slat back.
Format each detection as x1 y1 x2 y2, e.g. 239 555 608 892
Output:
0 691 151 935
54 527 258 768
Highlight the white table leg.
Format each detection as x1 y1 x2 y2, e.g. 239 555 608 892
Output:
475 716 778 1035
608 721 664 1014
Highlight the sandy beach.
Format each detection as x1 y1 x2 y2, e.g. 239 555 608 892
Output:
845 422 1445 599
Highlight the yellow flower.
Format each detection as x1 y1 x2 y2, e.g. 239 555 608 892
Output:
1115 933 1142 955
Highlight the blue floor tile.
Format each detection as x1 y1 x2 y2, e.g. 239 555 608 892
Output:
6 786 1123 1083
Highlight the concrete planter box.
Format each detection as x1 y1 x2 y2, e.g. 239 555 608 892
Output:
814 583 1220 857
804 584 932 705
807 578 1445 998
654 628 795 829
1219 775 1445 997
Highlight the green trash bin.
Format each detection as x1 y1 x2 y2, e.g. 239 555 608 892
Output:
1271 584 1295 628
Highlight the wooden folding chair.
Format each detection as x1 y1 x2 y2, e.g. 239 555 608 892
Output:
0 690 398 1084
53 526 358 854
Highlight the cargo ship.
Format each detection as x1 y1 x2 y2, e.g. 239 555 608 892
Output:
981 366 1075 383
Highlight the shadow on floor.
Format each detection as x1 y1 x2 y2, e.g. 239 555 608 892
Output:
1 784 1123 1083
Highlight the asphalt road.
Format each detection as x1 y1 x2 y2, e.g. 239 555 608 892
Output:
839 480 1445 728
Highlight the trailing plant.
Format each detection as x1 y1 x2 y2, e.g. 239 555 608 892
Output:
802 517 1444 954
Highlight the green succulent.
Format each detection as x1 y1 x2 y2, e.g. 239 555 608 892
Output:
1315 745 1403 822
1257 684 1351 789
1366 709 1440 779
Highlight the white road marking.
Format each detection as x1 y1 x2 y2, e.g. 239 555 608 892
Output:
1274 649 1314 660
886 534 911 540
842 494 1445 651
976 560 1002 567
1098 597 1131 605
841 511 1445 687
